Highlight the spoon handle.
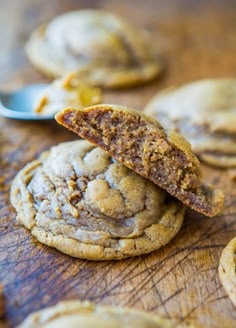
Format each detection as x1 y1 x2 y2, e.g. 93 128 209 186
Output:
0 92 9 102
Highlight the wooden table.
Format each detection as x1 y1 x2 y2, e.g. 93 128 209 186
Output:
1 1 236 327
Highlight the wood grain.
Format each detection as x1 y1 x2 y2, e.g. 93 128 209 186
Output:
0 1 236 327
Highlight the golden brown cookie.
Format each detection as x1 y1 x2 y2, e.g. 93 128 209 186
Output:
18 300 173 328
26 10 162 88
34 73 102 116
228 169 236 182
0 284 4 320
144 79 236 168
218 236 236 307
10 140 184 260
56 104 224 217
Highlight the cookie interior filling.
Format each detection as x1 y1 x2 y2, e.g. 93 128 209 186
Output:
56 105 224 217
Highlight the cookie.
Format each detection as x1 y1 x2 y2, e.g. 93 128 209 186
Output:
18 300 173 327
218 236 236 307
144 79 236 168
34 73 102 116
26 10 162 88
10 140 184 260
56 105 224 217
0 284 4 319
228 169 236 181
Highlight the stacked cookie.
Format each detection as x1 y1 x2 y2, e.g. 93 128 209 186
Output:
11 104 224 262
11 103 225 326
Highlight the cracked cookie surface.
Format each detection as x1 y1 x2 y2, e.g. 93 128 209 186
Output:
10 140 184 260
56 105 224 217
18 300 173 328
219 236 236 307
144 79 236 167
26 10 162 88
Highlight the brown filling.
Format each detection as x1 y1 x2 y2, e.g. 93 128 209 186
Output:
56 106 224 217
78 111 199 189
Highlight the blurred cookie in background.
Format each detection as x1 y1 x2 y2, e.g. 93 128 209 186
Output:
218 236 236 307
145 79 236 168
26 10 163 88
18 300 173 328
33 72 102 116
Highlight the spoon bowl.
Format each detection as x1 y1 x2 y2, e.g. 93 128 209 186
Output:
0 84 54 120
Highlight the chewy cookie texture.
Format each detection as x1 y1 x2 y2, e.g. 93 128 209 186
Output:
218 236 236 307
56 105 224 217
10 140 184 260
26 9 162 88
18 300 173 328
144 79 236 168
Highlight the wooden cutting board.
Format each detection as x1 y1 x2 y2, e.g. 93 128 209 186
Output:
0 1 236 327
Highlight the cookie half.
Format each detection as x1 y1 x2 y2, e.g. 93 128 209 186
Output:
144 79 236 168
56 105 224 217
26 10 162 88
11 140 184 260
219 236 236 307
18 300 173 327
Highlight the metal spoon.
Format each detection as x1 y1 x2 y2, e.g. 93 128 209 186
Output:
0 84 54 120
